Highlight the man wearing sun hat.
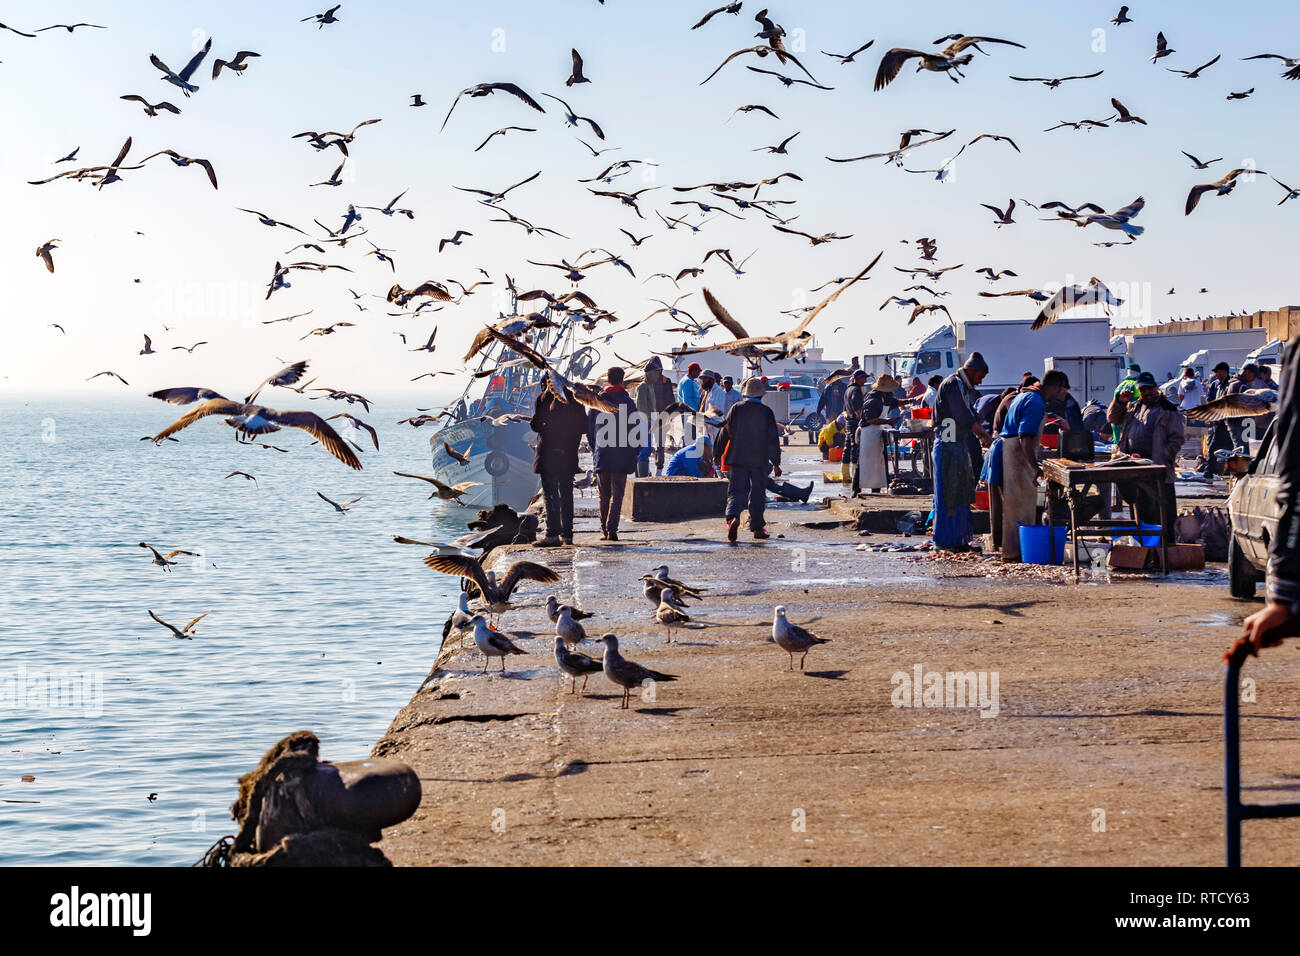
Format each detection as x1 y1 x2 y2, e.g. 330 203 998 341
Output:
855 372 900 493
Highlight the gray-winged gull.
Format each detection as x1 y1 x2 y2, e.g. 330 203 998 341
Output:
773 606 830 670
594 634 677 709
554 637 603 694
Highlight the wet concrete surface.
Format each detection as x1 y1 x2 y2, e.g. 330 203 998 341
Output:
373 443 1297 866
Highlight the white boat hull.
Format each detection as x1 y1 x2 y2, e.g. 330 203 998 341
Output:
430 419 539 512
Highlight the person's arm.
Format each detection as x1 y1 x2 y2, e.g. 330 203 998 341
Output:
1106 392 1130 426
766 409 782 474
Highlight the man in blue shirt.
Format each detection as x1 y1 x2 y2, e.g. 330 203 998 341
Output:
677 362 702 444
986 369 1069 561
666 435 714 477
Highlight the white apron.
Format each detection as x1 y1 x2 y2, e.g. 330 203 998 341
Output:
999 425 1042 562
858 424 888 491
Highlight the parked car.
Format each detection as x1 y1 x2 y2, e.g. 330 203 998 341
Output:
1227 421 1282 598
781 384 822 429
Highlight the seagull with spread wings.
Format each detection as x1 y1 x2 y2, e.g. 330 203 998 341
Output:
823 40 875 64
692 3 743 29
1168 53 1220 78
148 609 209 640
1186 168 1265 215
120 95 180 117
1008 69 1102 88
147 361 363 469
139 542 197 570
874 35 1025 90
212 50 259 78
1030 278 1124 330
676 253 882 363
150 37 212 97
442 82 546 131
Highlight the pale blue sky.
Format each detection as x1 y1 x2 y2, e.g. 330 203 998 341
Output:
5 0 1298 401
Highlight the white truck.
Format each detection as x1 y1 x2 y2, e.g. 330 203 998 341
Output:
1117 328 1268 381
893 317 1114 397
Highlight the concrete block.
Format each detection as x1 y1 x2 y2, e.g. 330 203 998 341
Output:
622 476 728 522
1108 543 1204 571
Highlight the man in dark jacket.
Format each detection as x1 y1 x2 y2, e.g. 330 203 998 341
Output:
842 369 870 491
1200 361 1233 477
1107 371 1185 544
635 356 675 477
1236 333 1300 659
587 366 645 542
717 377 781 542
817 369 850 423
530 378 589 547
932 352 991 551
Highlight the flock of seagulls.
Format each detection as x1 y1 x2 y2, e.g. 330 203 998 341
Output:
429 556 827 706
9 6 1291 664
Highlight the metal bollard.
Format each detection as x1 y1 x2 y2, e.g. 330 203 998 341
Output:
1224 658 1300 866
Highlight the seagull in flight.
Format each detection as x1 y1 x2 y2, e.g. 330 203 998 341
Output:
147 610 210 640
302 5 341 28
1181 151 1222 170
441 82 546 132
874 35 1025 90
149 37 212 97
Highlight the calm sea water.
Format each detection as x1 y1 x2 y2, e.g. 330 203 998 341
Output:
0 397 471 865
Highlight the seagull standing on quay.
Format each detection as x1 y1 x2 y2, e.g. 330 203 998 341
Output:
470 616 527 673
555 638 604 694
595 635 677 709
773 606 830 670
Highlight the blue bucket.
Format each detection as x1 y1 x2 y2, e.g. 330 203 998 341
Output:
1019 523 1067 565
1110 523 1162 547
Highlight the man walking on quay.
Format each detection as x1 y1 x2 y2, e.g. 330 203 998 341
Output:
717 376 782 542
635 355 674 477
984 370 1070 561
932 352 991 552
587 366 645 542
530 375 589 547
1107 371 1185 544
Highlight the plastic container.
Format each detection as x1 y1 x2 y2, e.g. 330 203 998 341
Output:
1040 433 1060 450
912 406 932 420
1019 523 1067 565
1109 523 1162 547
829 446 843 462
974 489 990 511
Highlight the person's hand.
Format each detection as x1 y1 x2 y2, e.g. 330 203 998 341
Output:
773 465 782 477
1225 601 1298 665
1119 388 1134 403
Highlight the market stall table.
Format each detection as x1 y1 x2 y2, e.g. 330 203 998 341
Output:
882 426 934 481
1041 458 1171 578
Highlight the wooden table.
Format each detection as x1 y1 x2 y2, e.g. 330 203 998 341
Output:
1041 459 1171 578
882 427 934 481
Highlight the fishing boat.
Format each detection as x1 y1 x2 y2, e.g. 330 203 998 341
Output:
428 301 601 511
